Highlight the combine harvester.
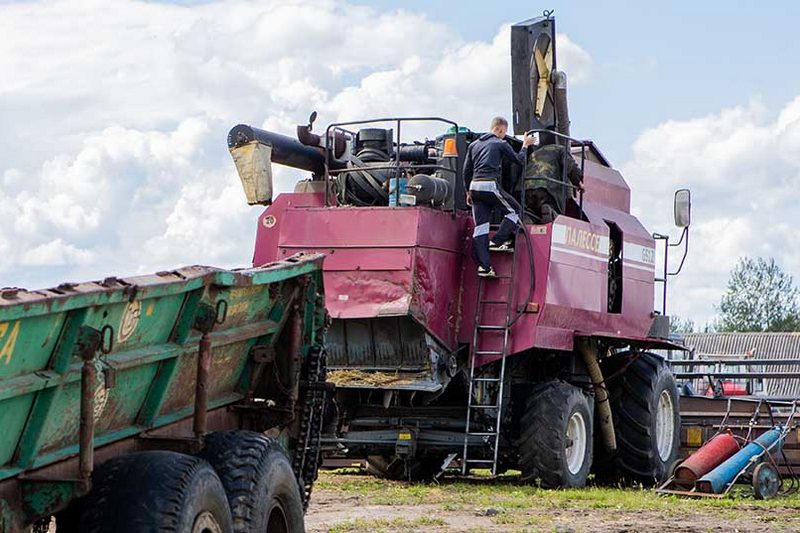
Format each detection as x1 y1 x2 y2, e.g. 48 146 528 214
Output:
227 13 693 488
0 256 329 532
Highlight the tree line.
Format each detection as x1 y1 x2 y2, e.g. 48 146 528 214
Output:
671 257 800 334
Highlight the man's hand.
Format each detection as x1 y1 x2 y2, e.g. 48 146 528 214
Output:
466 191 473 206
522 133 535 149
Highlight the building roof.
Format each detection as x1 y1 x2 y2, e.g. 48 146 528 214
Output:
683 332 800 397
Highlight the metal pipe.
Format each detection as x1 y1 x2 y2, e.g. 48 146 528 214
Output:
552 70 570 137
670 359 800 366
577 340 617 451
193 334 211 437
288 306 304 403
227 124 326 175
674 372 800 379
79 355 96 486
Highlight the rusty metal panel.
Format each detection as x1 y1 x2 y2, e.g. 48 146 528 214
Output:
0 254 325 484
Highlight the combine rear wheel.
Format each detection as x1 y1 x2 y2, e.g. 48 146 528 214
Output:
517 381 593 488
80 451 233 532
199 430 305 533
600 351 680 485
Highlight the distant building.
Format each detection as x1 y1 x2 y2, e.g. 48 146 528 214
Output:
681 332 800 398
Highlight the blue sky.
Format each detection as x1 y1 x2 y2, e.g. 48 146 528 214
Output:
361 1 800 164
1 0 800 326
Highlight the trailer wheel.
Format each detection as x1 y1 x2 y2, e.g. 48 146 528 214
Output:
517 381 593 488
199 430 305 533
80 451 233 533
365 455 444 482
602 351 680 485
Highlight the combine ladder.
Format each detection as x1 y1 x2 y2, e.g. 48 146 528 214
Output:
461 237 520 475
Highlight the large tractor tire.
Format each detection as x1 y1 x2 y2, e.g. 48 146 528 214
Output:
199 430 305 533
365 455 445 482
81 451 233 532
517 381 594 488
600 351 680 485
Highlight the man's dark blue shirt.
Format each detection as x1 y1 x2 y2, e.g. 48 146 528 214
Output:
463 132 526 188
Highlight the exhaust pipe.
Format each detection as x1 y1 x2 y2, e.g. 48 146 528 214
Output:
552 70 570 138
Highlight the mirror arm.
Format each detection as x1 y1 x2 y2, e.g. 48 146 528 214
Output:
668 225 688 247
668 227 689 276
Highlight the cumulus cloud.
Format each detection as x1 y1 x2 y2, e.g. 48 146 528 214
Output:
622 96 800 327
0 0 592 289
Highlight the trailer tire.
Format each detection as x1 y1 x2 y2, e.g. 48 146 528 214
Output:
517 381 593 488
80 451 233 533
199 430 305 533
601 351 680 485
365 455 444 482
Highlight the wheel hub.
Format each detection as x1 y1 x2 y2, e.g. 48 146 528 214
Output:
565 411 587 475
655 390 675 461
192 511 223 533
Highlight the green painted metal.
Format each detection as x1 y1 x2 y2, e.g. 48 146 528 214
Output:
0 254 326 528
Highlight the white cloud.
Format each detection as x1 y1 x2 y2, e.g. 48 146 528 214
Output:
622 96 800 327
0 0 592 289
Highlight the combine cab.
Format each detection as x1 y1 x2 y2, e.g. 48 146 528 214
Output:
229 14 689 487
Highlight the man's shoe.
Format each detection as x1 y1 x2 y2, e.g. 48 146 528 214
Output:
477 266 496 277
489 240 514 252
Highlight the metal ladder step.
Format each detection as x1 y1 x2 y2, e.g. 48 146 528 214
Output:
465 459 496 464
476 325 506 330
474 351 503 356
468 404 499 409
472 377 501 382
467 432 499 437
479 300 508 305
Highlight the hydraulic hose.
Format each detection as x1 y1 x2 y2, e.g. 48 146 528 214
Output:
509 147 536 328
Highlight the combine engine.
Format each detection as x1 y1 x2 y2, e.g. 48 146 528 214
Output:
229 14 690 487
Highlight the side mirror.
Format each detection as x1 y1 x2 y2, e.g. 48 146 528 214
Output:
307 111 318 132
674 189 691 228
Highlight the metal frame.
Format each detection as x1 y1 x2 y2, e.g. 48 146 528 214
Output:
323 117 460 207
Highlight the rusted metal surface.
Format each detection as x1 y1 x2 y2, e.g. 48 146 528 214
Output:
193 333 212 438
78 354 96 486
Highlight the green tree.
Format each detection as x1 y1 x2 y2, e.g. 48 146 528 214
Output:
716 257 800 332
669 315 695 334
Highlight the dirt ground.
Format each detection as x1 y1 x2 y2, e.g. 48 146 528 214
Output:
305 471 800 532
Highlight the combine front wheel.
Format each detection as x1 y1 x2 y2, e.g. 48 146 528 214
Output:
517 381 594 488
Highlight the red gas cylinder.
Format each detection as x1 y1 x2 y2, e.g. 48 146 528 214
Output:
675 433 740 482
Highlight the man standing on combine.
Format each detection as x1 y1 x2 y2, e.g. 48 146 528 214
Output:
524 127 584 224
464 117 534 277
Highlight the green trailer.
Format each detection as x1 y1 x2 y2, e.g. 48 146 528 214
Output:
0 253 328 532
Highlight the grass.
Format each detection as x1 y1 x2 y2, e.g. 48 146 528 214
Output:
315 468 800 531
327 516 446 532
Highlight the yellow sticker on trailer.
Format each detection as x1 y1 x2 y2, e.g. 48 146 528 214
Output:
398 432 412 441
687 427 703 447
